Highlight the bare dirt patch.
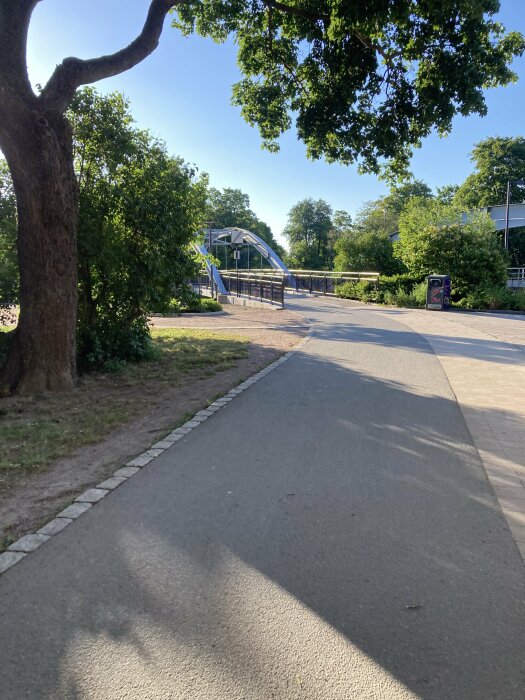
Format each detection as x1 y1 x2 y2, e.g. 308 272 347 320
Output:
0 306 308 547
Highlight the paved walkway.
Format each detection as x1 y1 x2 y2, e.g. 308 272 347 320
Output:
0 297 524 698
375 306 525 559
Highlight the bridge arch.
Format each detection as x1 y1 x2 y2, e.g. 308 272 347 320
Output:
195 227 291 294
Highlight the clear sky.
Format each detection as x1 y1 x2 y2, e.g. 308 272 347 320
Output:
25 0 525 247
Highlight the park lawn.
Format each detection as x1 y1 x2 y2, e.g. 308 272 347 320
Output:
0 328 248 483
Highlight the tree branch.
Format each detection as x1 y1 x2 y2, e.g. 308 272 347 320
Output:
40 0 180 113
0 0 44 98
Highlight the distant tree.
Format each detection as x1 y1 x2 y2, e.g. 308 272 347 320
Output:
382 180 433 215
455 137 525 209
332 180 432 274
397 200 508 297
284 198 343 269
436 184 460 206
334 229 404 276
454 136 525 264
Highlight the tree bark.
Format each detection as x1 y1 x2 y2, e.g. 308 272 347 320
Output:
0 109 78 394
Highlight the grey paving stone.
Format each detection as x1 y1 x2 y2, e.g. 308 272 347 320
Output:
114 466 140 478
151 440 174 450
183 420 201 429
173 426 191 435
195 410 214 418
38 517 73 537
145 448 164 458
127 454 154 468
57 502 92 519
8 533 50 553
97 476 128 490
0 551 26 575
165 432 184 442
75 488 109 504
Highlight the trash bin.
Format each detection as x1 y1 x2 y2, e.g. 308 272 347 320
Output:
426 275 450 310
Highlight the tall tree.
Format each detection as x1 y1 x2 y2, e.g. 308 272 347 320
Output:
454 137 525 209
454 136 525 265
284 198 339 269
0 1 522 393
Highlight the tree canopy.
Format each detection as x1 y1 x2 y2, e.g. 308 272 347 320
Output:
176 0 524 175
284 198 343 269
454 136 525 209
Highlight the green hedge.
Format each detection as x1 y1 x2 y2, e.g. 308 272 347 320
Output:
336 273 425 305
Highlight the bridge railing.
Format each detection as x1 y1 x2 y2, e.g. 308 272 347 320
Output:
220 271 285 307
286 270 380 296
190 273 215 297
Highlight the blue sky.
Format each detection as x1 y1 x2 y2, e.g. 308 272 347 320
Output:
26 0 525 246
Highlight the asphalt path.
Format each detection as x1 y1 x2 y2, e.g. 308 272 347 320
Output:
1 294 524 699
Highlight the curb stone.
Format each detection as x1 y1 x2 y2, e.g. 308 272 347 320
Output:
0 327 312 577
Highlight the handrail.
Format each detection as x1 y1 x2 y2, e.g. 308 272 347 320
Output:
220 271 285 282
288 269 379 278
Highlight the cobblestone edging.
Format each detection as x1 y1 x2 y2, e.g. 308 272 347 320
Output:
0 331 312 577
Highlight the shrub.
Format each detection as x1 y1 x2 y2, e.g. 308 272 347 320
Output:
336 280 378 302
460 284 517 310
396 201 508 297
512 290 525 311
77 316 158 373
377 273 425 299
411 281 428 307
383 287 425 308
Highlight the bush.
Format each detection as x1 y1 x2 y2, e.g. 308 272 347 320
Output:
377 273 425 299
459 284 517 311
182 296 222 313
336 280 379 302
513 290 525 311
396 201 508 298
383 285 426 308
77 316 158 373
411 281 428 306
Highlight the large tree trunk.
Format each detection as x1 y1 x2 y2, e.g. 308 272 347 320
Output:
0 111 78 394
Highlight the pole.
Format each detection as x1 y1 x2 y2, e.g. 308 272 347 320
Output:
505 180 510 250
208 224 214 298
